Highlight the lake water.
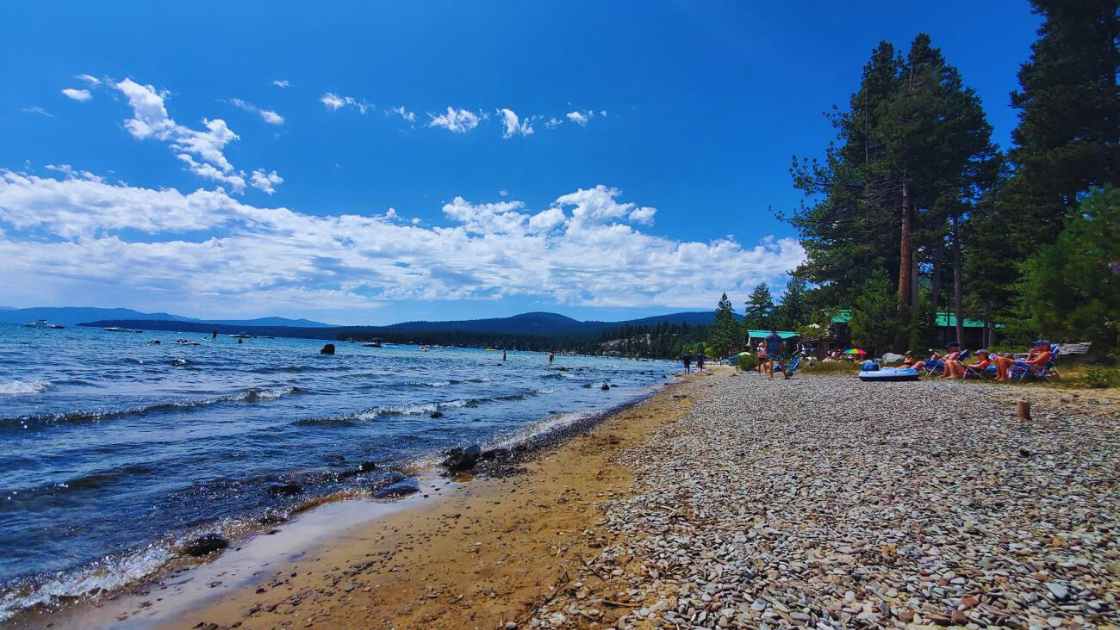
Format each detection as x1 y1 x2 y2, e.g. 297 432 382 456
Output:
0 324 675 620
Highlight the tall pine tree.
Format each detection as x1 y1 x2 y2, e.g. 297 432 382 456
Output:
708 293 739 359
1005 0 1120 251
743 283 775 331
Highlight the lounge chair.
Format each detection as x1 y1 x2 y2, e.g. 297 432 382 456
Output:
1010 344 1060 381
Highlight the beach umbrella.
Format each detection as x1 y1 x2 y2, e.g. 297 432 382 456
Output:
844 348 867 356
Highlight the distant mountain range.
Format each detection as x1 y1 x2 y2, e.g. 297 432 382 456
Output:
0 307 332 328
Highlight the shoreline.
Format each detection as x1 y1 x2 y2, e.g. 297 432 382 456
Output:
7 370 699 630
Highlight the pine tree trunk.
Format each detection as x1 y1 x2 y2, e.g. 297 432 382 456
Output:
898 181 913 315
952 214 965 346
930 250 942 316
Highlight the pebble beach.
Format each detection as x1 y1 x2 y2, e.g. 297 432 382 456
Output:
528 371 1120 629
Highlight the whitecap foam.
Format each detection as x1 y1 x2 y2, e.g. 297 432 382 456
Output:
0 380 51 396
0 542 174 622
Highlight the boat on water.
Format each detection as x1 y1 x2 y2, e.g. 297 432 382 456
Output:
419 345 431 352
105 327 144 333
229 333 253 339
363 338 384 348
176 339 200 346
23 319 64 329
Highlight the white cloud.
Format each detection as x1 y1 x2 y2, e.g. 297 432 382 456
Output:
22 106 53 117
0 171 807 313
61 88 92 102
566 110 593 126
273 79 290 88
499 189 509 197
112 78 279 194
45 164 104 183
427 107 480 133
497 108 533 139
386 105 416 123
320 92 371 114
628 206 657 225
249 169 283 195
76 74 102 86
544 117 563 129
229 98 284 125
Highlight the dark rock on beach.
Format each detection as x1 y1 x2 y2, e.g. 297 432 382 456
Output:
184 533 228 557
320 343 335 355
441 445 482 472
372 477 420 499
265 483 302 497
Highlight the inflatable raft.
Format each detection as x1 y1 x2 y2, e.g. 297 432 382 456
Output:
858 367 921 382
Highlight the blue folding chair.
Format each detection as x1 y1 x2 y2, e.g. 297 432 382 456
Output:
1011 344 1060 381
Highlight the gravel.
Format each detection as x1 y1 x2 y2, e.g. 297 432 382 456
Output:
527 371 1120 629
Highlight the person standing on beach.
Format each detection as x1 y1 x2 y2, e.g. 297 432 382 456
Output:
681 353 692 373
548 351 555 365
696 352 705 372
766 328 790 380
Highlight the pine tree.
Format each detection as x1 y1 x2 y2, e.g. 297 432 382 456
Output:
849 269 903 355
775 276 810 331
708 293 739 359
743 283 775 331
1019 187 1120 356
1005 0 1120 251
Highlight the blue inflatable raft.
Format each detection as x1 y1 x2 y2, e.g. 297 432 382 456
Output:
858 366 921 382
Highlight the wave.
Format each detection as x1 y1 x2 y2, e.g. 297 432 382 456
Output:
0 542 175 623
298 389 546 425
1 386 305 428
0 380 51 396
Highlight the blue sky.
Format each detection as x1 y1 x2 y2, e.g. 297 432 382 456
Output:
0 1 1041 325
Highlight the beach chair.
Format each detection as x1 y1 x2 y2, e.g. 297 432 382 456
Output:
773 356 801 375
1011 344 1060 381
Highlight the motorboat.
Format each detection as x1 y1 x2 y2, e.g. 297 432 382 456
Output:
229 333 253 339
106 326 143 333
176 339 200 346
24 319 64 329
363 338 384 348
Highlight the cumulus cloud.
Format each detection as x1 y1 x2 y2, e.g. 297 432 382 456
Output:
320 92 371 114
544 117 563 129
229 98 284 125
112 78 279 194
250 169 284 195
273 79 290 88
427 107 480 133
387 106 416 123
61 88 92 102
497 108 534 139
0 171 806 312
566 110 594 126
45 164 104 183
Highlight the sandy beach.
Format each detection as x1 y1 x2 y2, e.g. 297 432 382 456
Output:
19 368 1120 630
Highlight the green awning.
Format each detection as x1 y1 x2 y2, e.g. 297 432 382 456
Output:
831 309 990 328
745 330 799 339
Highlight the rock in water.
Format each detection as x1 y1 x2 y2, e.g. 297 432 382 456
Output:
265 483 302 497
184 533 228 557
357 461 378 472
441 445 482 472
430 411 444 418
601 384 611 390
373 477 420 499
320 343 335 355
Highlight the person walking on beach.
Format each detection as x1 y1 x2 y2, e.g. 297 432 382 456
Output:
696 352 705 372
765 328 790 380
681 353 692 373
